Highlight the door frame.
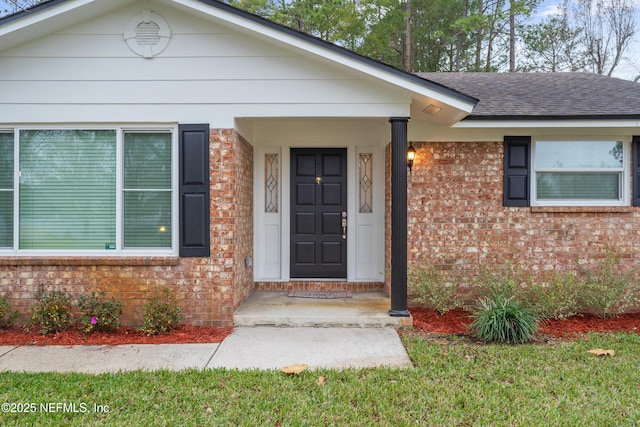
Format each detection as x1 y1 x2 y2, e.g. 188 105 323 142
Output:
253 143 385 283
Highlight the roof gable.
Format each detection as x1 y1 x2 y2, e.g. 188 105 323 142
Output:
0 0 476 120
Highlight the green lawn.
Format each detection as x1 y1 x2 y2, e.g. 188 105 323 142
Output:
1 333 639 426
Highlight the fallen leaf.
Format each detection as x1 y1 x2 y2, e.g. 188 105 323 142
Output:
588 349 615 356
206 407 213 414
317 376 326 385
281 363 308 374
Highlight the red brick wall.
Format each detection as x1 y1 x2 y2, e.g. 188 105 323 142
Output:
407 140 640 281
230 133 254 309
0 129 253 328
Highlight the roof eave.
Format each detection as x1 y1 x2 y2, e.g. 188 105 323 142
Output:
453 116 640 128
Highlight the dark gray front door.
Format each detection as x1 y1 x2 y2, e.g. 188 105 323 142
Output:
290 148 347 278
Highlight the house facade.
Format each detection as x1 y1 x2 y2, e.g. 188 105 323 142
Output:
1 0 639 327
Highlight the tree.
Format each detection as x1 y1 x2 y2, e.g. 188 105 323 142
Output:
508 0 540 71
574 0 636 76
358 0 406 69
1 0 42 16
404 0 411 71
453 0 510 72
519 0 585 72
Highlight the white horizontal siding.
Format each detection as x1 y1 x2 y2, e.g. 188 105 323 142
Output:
0 1 411 126
0 56 351 81
1 80 403 104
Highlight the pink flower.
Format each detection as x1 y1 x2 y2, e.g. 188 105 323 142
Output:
90 316 98 325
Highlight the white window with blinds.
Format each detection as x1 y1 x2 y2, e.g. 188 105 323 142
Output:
123 132 172 249
532 140 629 206
0 132 13 248
0 128 176 254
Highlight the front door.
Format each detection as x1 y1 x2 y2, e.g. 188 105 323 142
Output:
290 148 347 278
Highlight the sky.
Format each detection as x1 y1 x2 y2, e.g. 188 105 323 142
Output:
0 0 638 80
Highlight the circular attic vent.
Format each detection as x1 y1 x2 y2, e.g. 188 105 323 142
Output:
124 10 171 58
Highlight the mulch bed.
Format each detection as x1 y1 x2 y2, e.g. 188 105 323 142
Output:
0 324 233 346
2 309 638 346
409 306 640 338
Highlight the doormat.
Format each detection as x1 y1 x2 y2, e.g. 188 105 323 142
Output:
287 290 353 299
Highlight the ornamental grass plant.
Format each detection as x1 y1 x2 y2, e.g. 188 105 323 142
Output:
468 294 539 344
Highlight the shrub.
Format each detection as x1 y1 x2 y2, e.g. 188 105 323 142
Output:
577 247 640 318
468 294 539 344
77 291 123 334
139 289 182 334
0 293 19 329
523 271 581 320
475 261 524 300
408 265 461 314
26 287 74 335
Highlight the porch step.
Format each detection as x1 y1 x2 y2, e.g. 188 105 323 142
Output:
233 291 412 328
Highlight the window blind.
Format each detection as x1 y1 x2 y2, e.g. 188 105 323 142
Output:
537 172 620 200
123 132 171 248
0 133 13 247
19 130 116 249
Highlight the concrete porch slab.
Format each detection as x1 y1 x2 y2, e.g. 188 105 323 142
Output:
233 291 412 327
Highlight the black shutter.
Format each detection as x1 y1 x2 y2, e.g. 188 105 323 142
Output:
503 136 531 207
179 124 210 257
633 136 640 207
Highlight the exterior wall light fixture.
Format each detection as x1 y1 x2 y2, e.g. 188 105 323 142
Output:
407 142 416 175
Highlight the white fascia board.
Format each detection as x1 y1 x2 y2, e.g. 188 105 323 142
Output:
169 0 476 114
452 119 640 128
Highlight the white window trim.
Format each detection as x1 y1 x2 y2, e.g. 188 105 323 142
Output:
531 138 630 207
0 125 178 257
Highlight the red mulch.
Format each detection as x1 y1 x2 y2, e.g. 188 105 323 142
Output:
3 309 638 346
0 324 233 346
409 307 640 338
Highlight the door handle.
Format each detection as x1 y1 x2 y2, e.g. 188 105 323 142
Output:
341 211 347 239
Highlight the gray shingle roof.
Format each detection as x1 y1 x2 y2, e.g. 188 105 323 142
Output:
418 72 640 120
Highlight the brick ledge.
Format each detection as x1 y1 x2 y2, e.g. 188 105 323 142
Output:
0 257 180 266
531 206 634 214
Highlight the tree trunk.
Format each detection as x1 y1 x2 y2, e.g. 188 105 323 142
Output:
509 4 516 72
405 0 411 72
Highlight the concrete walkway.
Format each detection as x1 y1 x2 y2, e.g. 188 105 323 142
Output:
0 327 412 374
